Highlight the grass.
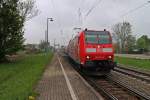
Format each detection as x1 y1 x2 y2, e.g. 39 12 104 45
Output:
0 52 53 100
115 56 150 71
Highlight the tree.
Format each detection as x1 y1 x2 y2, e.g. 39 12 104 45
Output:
0 0 24 61
18 0 39 21
112 32 121 53
126 35 136 53
0 0 39 61
136 35 150 53
112 21 132 53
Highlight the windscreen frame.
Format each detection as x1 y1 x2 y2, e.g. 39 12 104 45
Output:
84 31 112 44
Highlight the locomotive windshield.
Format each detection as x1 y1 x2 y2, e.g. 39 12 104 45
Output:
85 31 111 44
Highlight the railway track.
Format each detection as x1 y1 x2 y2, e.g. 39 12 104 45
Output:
83 73 150 100
114 66 150 83
75 67 150 99
86 77 139 100
106 75 150 100
64 56 150 100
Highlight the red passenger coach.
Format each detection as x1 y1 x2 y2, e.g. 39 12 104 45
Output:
67 29 116 74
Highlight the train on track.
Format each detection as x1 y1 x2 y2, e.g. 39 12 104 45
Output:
66 28 116 75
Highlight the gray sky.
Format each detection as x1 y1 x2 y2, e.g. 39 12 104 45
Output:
24 0 150 45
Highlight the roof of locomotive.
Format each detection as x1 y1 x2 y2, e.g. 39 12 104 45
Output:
78 29 110 36
68 29 111 45
82 29 109 32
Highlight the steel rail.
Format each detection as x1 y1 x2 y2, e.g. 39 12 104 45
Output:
83 76 118 100
117 65 150 77
107 75 150 100
114 66 150 83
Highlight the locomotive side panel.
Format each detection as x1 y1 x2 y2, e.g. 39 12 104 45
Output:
67 33 80 64
79 32 86 65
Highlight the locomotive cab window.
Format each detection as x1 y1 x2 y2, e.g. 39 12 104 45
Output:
98 34 111 44
85 34 98 44
85 31 111 44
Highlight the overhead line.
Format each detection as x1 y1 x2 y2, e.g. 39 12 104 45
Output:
85 0 102 17
77 0 102 28
50 0 66 45
119 2 150 19
85 0 102 19
106 1 150 28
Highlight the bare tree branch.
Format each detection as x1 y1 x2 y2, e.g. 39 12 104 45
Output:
112 21 132 53
18 0 39 21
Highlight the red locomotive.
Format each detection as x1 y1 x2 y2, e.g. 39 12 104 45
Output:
67 29 116 74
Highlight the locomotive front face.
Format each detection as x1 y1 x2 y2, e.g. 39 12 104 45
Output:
67 29 115 74
84 31 114 62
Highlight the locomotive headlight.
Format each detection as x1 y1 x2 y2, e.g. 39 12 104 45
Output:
86 56 90 59
108 56 112 59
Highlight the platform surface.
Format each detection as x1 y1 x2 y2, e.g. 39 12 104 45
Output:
35 54 103 100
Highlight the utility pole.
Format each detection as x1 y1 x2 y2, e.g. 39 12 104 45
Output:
53 39 56 52
45 30 47 42
46 18 53 52
45 30 47 52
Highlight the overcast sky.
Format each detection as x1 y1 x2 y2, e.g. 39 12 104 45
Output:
24 0 150 45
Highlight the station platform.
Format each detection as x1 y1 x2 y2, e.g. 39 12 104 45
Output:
35 54 103 100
